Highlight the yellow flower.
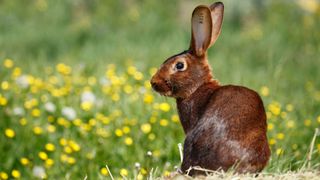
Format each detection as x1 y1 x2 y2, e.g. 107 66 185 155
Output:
124 137 133 146
143 93 154 104
276 133 285 140
0 172 8 180
163 170 171 177
45 158 54 167
276 148 283 156
60 154 68 162
317 116 320 124
160 119 169 127
268 102 281 116
64 146 73 154
1 81 10 90
123 85 133 94
148 133 156 141
267 123 274 131
3 59 14 68
159 103 170 112
0 96 8 106
127 66 137 75
269 138 276 145
111 93 120 101
286 120 295 128
140 123 151 134
140 168 147 175
317 144 320 152
120 168 128 177
149 117 157 124
286 104 294 112
59 138 67 146
38 151 48 160
56 63 72 75
31 108 41 117
260 86 269 97
5 128 15 138
115 129 124 137
33 126 43 135
11 170 20 179
12 67 21 77
67 157 76 164
69 141 81 152
304 119 312 127
292 144 298 150
81 101 93 111
19 118 28 126
100 167 109 176
47 125 56 133
45 143 56 152
134 72 143 80
20 157 30 165
122 126 130 134
171 115 179 123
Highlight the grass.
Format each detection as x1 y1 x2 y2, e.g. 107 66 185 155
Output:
0 0 320 179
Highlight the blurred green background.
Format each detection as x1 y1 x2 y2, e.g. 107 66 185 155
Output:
1 0 320 179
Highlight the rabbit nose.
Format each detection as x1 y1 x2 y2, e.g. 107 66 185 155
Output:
151 80 160 91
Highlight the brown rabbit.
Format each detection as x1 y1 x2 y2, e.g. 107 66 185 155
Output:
150 2 270 175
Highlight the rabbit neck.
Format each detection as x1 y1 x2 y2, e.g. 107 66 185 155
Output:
176 80 220 134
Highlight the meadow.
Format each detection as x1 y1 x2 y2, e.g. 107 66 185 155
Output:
0 0 320 179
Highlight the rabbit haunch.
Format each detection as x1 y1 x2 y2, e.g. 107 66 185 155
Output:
150 1 270 175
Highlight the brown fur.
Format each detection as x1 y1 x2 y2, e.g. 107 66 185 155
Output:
150 2 270 176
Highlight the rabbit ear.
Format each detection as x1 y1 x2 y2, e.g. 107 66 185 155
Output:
190 5 213 57
209 2 224 46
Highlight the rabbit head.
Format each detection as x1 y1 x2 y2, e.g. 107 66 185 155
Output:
151 2 224 99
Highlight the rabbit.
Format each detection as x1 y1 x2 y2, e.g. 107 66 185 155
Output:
150 1 270 176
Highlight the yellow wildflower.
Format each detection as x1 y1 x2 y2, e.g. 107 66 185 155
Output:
149 67 157 76
59 138 67 146
304 119 312 127
11 170 20 179
100 167 109 176
111 93 120 101
20 157 30 166
64 146 73 154
47 125 56 133
45 159 54 167
267 123 274 131
124 137 133 146
19 118 27 126
123 85 133 94
292 144 298 150
115 129 124 137
317 116 320 124
276 148 283 156
120 168 128 177
269 138 276 145
0 172 8 180
38 151 48 160
143 93 154 104
81 101 93 111
140 168 147 175
5 128 15 138
276 133 285 140
31 108 41 117
3 59 14 68
0 96 8 106
160 119 169 127
171 115 180 123
260 86 269 97
268 102 281 116
148 133 156 141
1 81 10 90
69 141 81 152
33 126 43 135
45 143 55 152
67 157 76 164
159 103 170 112
123 126 131 134
286 104 294 112
286 120 295 128
140 123 151 134
164 170 171 177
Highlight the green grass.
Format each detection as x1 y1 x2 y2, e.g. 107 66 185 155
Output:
0 0 320 179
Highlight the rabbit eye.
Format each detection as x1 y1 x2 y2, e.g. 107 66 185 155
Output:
175 62 185 71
